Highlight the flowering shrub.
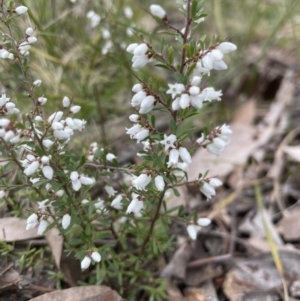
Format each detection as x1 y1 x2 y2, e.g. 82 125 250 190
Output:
0 0 236 299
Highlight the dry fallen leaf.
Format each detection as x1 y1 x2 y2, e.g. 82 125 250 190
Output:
223 251 300 301
29 285 123 301
0 217 41 242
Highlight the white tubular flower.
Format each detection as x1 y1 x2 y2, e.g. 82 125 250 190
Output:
190 94 204 109
209 178 222 188
131 43 150 69
42 166 53 180
48 111 63 123
206 137 226 156
81 256 91 270
42 139 54 149
160 134 177 150
179 93 190 109
0 94 10 106
91 251 101 262
62 96 70 107
155 175 165 191
35 116 43 122
213 60 228 70
15 6 28 15
105 185 117 197
139 95 155 114
106 153 116 162
26 213 38 230
132 174 151 190
70 171 81 191
187 224 201 240
126 124 142 138
33 79 42 87
167 149 179 168
210 49 224 61
62 214 71 229
126 197 144 216
80 175 95 186
24 160 40 176
132 54 149 69
172 97 180 111
53 130 71 140
179 147 192 164
201 87 222 102
111 194 123 210
197 217 211 227
166 83 185 99
150 4 166 19
133 128 149 143
37 219 48 235
131 91 147 107
201 54 213 69
52 121 64 130
0 190 5 199
200 182 216 199
126 43 139 54
217 42 237 53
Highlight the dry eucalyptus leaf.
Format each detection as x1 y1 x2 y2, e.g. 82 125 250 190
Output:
0 266 20 290
223 251 300 301
184 280 219 301
0 217 41 242
29 285 123 301
277 206 300 241
45 221 63 269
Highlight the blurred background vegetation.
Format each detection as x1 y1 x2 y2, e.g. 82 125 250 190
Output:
0 0 298 149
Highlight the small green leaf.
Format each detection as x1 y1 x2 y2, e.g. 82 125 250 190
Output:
169 119 177 134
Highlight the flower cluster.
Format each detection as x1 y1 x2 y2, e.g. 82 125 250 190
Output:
126 43 152 69
167 76 222 110
196 124 232 156
194 42 237 76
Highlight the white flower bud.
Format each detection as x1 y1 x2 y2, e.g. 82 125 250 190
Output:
187 224 201 240
26 213 38 230
28 37 37 44
197 218 211 227
24 160 40 176
33 79 42 87
37 219 48 235
111 195 123 210
81 256 91 270
104 185 117 197
48 111 63 123
132 83 143 92
80 176 95 186
91 251 101 262
42 166 53 180
15 6 28 15
129 114 139 122
150 4 166 19
42 139 54 148
217 42 237 54
132 174 151 190
106 153 116 162
26 27 34 36
70 105 81 114
62 96 70 107
0 190 5 199
62 214 71 229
